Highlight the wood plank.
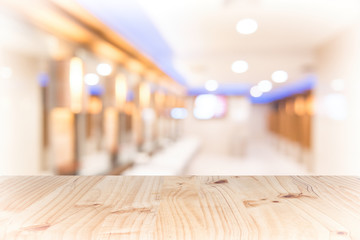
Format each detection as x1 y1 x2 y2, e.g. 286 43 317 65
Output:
0 176 359 239
154 176 204 239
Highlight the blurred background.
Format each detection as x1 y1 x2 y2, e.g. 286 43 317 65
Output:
0 0 360 175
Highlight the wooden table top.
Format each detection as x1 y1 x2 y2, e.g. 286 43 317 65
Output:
0 176 359 239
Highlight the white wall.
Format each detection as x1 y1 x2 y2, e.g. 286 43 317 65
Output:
184 96 270 156
314 21 360 174
0 10 46 175
0 49 43 175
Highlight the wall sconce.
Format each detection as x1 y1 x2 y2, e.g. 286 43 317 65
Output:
69 57 83 113
306 95 314 115
139 82 151 109
69 56 83 174
294 96 305 116
88 96 102 114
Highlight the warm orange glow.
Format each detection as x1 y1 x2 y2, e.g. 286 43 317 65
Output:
104 107 118 153
306 95 314 115
127 59 144 74
25 4 91 43
285 99 293 115
116 74 127 111
166 95 176 108
179 97 186 108
124 102 134 115
88 96 102 114
49 108 74 173
294 96 305 116
139 82 151 108
92 41 127 64
69 57 83 113
146 70 158 82
154 91 165 110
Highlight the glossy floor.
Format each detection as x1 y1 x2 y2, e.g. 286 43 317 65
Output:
186 139 309 175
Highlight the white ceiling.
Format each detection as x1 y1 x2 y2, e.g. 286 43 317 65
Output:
135 0 360 87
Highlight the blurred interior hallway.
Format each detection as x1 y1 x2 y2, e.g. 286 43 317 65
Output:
1 0 360 176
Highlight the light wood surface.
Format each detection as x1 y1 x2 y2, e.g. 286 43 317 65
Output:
0 176 359 239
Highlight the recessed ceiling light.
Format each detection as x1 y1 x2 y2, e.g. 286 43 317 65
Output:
96 63 112 76
258 80 272 92
331 79 345 92
231 60 248 73
84 73 100 86
271 70 288 83
236 18 258 35
205 80 219 92
250 86 262 97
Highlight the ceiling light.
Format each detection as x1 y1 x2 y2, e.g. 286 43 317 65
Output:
84 73 100 86
205 80 219 92
331 79 345 92
231 60 248 73
271 70 288 83
250 86 262 98
257 80 272 92
96 63 112 76
193 94 218 120
236 18 258 35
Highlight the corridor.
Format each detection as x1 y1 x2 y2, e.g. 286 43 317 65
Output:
0 0 360 176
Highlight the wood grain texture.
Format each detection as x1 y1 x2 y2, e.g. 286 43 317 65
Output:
0 176 359 239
